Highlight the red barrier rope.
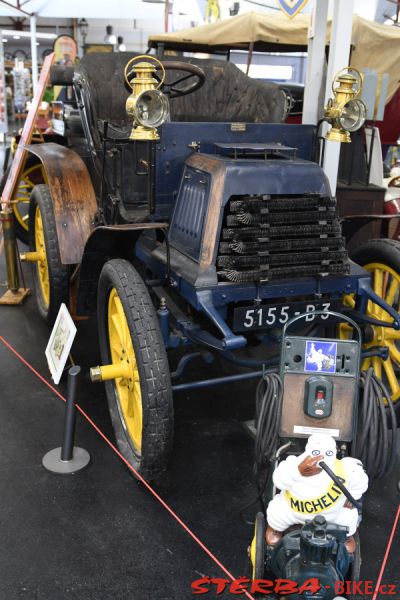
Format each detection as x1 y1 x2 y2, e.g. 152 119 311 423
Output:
0 334 255 600
371 503 400 600
3 332 398 598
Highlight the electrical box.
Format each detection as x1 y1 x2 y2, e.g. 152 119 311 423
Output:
279 337 360 442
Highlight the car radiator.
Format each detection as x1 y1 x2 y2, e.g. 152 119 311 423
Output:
217 194 349 282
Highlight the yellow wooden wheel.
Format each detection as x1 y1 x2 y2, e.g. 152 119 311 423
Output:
96 259 173 480
34 204 50 308
13 162 46 243
249 512 265 579
341 239 400 403
28 184 69 323
108 287 143 453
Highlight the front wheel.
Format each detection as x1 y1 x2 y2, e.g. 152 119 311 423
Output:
97 259 174 480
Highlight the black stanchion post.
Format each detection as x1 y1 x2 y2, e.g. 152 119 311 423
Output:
60 366 80 461
42 365 90 474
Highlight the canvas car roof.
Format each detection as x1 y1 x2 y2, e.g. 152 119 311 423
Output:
148 12 400 103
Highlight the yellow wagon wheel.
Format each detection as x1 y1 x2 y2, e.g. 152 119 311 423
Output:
108 287 143 452
34 204 50 307
96 259 174 480
28 184 69 323
249 512 265 579
340 239 400 402
12 162 46 244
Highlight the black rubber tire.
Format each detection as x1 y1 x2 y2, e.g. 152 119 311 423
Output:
29 184 69 324
346 532 361 600
350 238 400 271
349 531 361 581
252 512 266 580
97 258 174 481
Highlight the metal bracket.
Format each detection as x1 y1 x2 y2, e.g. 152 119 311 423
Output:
196 289 246 350
357 278 400 329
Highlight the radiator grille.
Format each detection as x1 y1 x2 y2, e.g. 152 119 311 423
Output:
217 194 349 282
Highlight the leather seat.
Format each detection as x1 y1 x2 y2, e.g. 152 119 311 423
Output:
73 52 287 144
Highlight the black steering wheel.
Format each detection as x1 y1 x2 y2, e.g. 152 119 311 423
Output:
126 60 205 98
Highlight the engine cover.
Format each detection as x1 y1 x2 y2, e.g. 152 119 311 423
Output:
166 149 344 287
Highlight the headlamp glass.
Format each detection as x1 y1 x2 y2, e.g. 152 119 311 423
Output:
135 89 169 128
339 98 366 132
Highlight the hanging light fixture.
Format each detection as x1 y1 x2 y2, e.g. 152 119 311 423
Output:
79 18 89 48
104 25 117 45
230 2 240 15
117 36 126 52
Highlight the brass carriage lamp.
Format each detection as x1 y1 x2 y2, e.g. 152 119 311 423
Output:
124 55 170 141
324 68 366 143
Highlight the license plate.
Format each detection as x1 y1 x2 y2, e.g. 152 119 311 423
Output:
232 300 343 332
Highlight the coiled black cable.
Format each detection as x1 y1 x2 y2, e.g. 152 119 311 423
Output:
254 372 283 476
239 372 283 524
356 368 398 480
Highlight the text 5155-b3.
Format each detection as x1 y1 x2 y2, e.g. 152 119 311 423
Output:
243 303 332 328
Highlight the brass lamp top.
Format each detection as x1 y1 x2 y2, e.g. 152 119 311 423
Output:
332 73 358 107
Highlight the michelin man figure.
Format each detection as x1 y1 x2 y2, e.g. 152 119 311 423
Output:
266 434 368 552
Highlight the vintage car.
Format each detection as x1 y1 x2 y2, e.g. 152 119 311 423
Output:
7 53 399 484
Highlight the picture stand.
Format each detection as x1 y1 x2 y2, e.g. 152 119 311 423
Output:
42 366 90 475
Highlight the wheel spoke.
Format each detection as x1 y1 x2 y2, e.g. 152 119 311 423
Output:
382 357 400 398
385 329 400 340
111 313 126 348
107 286 144 453
110 339 122 355
388 341 400 366
115 297 132 351
362 357 371 371
373 268 383 298
339 323 352 339
378 277 399 324
372 356 382 379
34 206 50 307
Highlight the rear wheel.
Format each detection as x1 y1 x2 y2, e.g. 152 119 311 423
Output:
249 512 266 580
341 239 400 403
0 160 46 244
349 531 361 581
29 184 69 323
97 259 174 480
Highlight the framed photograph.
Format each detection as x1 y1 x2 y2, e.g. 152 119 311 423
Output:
84 44 113 54
45 303 77 384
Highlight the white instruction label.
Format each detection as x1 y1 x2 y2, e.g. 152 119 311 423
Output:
293 425 340 437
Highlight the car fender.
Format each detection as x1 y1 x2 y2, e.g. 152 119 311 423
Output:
26 142 97 265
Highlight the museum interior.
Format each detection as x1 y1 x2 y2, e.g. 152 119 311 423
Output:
0 1 399 599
